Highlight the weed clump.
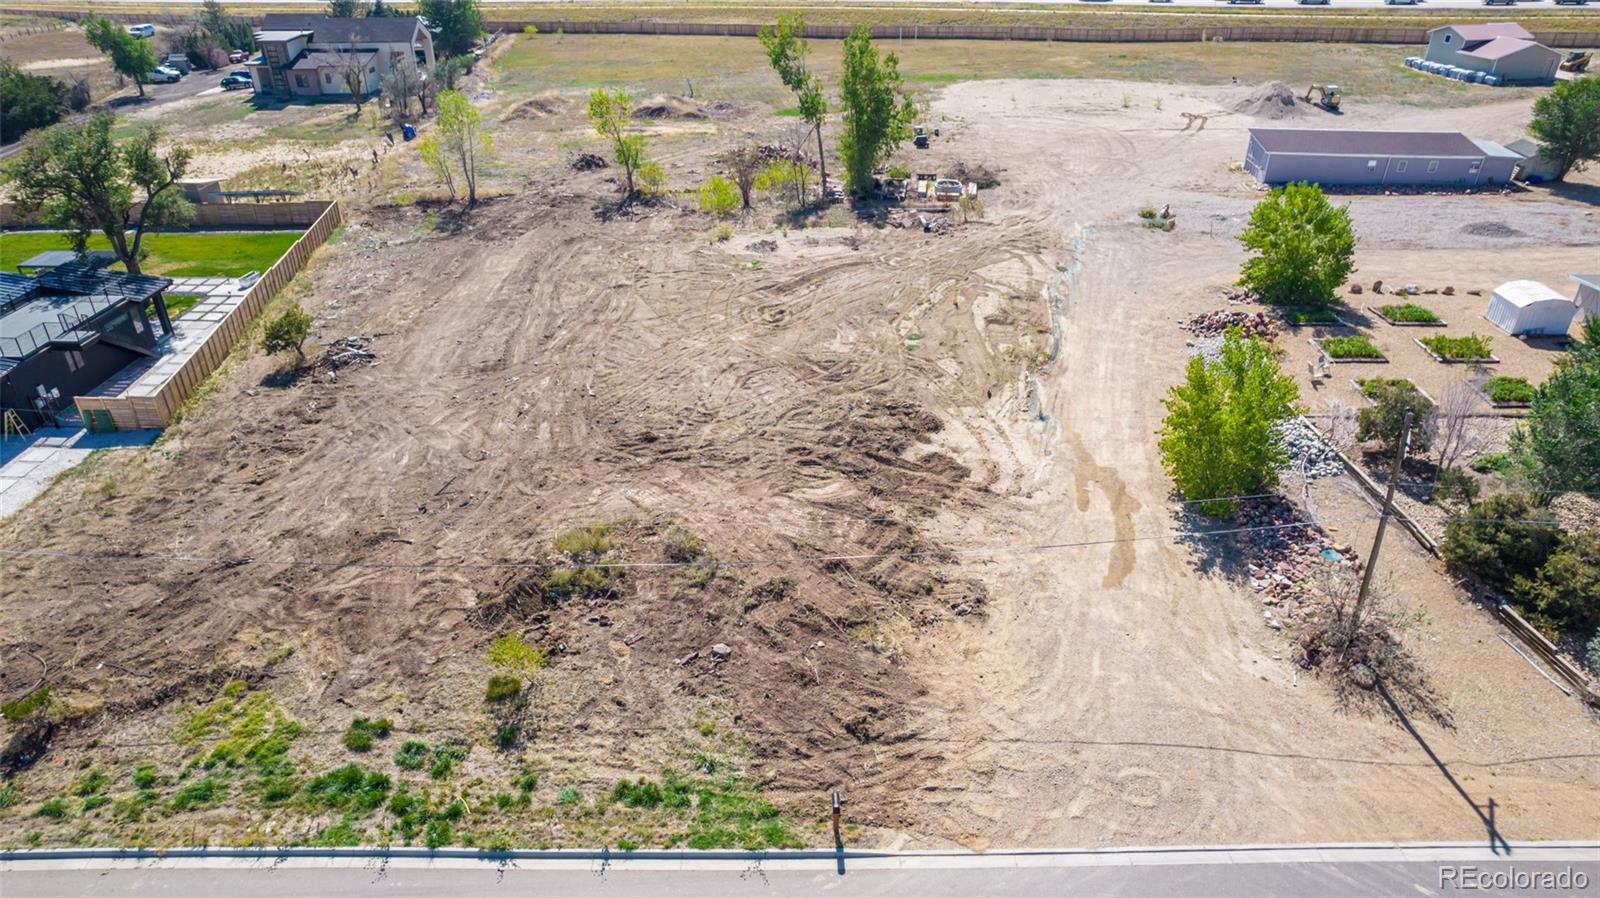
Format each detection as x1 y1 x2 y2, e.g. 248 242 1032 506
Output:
342 716 394 753
484 675 522 702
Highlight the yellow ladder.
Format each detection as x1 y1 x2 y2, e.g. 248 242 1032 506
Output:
3 409 31 442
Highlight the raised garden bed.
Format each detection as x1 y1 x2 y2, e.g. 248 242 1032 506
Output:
1416 333 1497 364
1280 305 1343 326
1479 375 1535 408
1353 376 1435 406
1316 335 1386 363
1369 303 1445 327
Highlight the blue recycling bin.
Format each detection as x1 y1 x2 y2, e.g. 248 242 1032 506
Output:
402 124 416 141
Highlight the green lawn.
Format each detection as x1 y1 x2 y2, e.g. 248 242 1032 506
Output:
0 231 300 278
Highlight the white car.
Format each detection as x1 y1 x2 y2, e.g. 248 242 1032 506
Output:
127 23 155 38
146 66 181 84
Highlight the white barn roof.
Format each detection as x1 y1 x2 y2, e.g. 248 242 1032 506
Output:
1486 280 1577 336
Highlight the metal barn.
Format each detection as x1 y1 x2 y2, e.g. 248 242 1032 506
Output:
1244 129 1520 188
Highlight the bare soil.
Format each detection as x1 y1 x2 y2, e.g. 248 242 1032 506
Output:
2 48 1598 850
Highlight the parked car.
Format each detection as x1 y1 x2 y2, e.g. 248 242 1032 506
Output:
1384 0 1420 5
221 73 252 90
127 23 155 38
163 54 191 74
1297 0 1331 5
146 67 181 84
228 49 249 63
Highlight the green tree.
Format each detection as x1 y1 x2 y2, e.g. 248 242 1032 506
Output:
1237 182 1355 306
83 16 160 98
417 134 454 200
200 0 255 51
1515 532 1600 635
1356 380 1434 460
1 116 191 275
696 175 738 216
262 304 314 360
1529 78 1600 183
433 89 491 205
836 24 915 197
1441 492 1560 591
1511 316 1600 494
368 0 402 15
1157 328 1302 516
0 60 68 143
328 0 361 16
758 14 828 202
588 87 645 197
418 0 484 58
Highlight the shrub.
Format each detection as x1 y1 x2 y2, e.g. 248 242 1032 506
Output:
425 818 453 849
0 61 68 143
1238 182 1354 307
486 633 548 673
343 717 393 753
1144 217 1174 232
1511 318 1600 494
1442 493 1560 593
696 175 739 217
170 777 226 811
611 778 665 808
1281 306 1339 326
305 764 391 811
429 743 468 780
36 798 69 819
711 225 733 242
1432 466 1480 510
1483 376 1535 404
394 740 430 770
637 160 666 197
1320 335 1384 360
0 785 17 809
1587 633 1600 677
262 304 314 360
485 674 522 702
1377 303 1441 324
1137 205 1158 220
1420 333 1493 360
556 787 582 805
1358 377 1412 400
1514 532 1600 635
1471 452 1512 474
555 524 611 556
1357 379 1435 458
74 768 110 797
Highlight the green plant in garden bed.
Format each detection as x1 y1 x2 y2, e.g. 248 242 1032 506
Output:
1319 335 1384 360
1281 306 1340 325
1483 376 1535 403
1357 377 1413 400
1421 333 1493 360
1377 303 1441 324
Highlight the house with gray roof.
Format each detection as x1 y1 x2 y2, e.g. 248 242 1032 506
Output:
249 14 435 101
1244 129 1521 188
1423 22 1562 84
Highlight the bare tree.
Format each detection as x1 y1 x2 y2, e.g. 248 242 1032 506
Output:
1431 380 1492 472
333 40 377 114
381 55 429 123
1318 397 1359 454
719 142 763 210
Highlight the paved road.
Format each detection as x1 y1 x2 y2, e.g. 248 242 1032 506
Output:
6 845 1599 897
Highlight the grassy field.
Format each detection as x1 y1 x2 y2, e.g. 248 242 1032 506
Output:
0 232 301 277
7 4 1599 32
496 33 1537 107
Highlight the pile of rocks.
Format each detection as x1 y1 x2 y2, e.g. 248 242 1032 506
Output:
888 211 953 234
1181 309 1277 338
1275 416 1344 478
1235 497 1360 617
1220 286 1258 304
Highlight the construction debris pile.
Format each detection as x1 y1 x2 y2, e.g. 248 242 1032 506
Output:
1180 309 1278 338
315 335 377 373
1234 497 1360 622
1274 417 1344 478
887 210 954 235
947 161 1001 189
758 144 809 166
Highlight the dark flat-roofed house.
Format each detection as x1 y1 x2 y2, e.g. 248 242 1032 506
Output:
1244 128 1520 187
0 262 175 428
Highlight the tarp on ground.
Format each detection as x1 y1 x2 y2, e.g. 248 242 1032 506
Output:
1485 280 1578 336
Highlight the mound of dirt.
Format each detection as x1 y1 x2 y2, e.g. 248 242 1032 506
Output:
632 95 705 119
948 161 1001 190
1461 221 1524 239
570 152 607 171
1231 82 1307 120
504 91 569 121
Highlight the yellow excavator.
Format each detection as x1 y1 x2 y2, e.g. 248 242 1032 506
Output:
1303 84 1343 112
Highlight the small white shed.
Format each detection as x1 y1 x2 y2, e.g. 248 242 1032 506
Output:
1485 280 1577 336
1574 275 1600 320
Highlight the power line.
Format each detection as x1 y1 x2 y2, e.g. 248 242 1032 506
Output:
0 515 1369 574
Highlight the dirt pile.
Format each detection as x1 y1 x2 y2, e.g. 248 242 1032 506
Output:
569 152 607 171
947 161 1001 189
632 94 705 119
504 91 569 121
1231 82 1307 120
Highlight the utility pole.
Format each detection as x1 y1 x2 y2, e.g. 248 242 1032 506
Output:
1349 411 1411 648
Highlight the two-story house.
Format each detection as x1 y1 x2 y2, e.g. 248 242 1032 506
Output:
250 14 435 101
1423 22 1563 84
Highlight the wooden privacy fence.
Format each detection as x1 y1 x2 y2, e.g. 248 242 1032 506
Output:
73 201 343 430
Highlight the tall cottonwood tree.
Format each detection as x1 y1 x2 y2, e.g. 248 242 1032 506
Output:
83 16 159 98
758 14 828 202
837 25 915 197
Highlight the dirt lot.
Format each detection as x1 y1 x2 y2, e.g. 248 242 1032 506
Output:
1 34 1597 850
